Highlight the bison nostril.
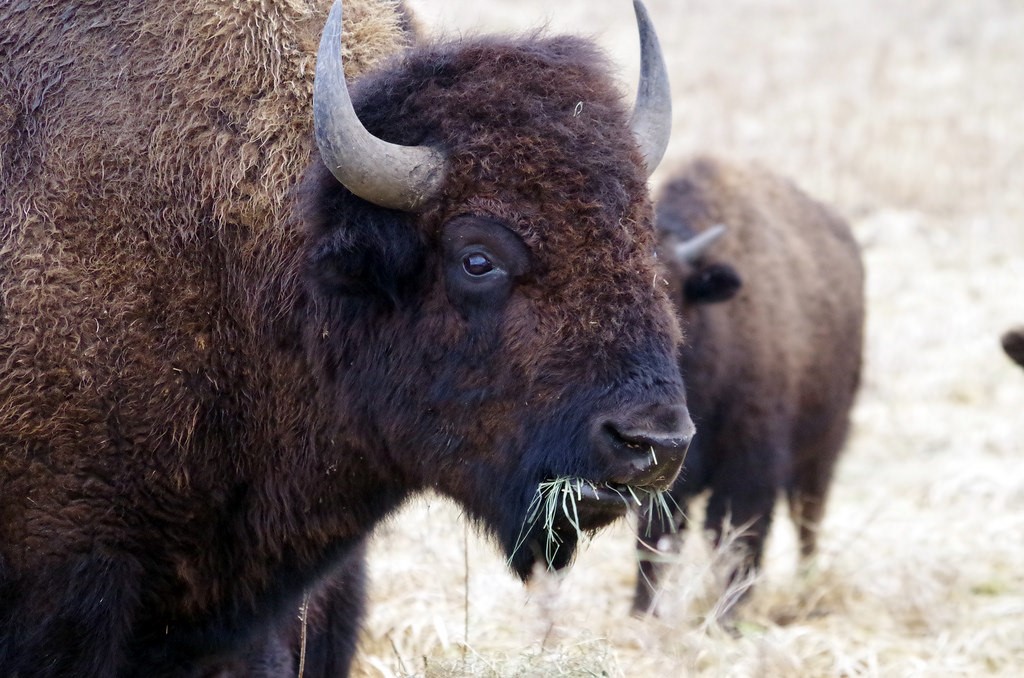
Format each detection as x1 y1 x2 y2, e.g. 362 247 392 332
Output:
607 421 691 455
604 423 645 453
597 407 694 488
603 423 691 459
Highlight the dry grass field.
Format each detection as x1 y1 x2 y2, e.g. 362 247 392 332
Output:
351 1 1024 675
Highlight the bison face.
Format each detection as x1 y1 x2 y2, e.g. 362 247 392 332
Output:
429 214 693 577
303 190 693 577
659 225 743 311
301 0 691 578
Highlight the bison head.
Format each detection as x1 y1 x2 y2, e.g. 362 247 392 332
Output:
660 224 742 307
300 0 692 578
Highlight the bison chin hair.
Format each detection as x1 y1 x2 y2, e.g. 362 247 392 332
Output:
451 414 629 581
500 479 627 580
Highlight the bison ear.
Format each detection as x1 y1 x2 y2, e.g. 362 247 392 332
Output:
306 206 425 305
683 262 742 304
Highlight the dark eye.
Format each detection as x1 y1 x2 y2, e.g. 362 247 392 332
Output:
463 253 495 277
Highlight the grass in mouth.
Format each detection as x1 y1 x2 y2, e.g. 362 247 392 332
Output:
509 475 680 570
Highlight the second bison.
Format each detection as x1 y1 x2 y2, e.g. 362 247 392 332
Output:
634 157 865 615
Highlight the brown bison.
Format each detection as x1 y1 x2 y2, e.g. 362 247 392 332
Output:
1002 327 1024 368
632 157 864 616
0 0 693 674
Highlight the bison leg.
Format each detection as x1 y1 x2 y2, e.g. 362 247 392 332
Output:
0 553 139 677
199 541 368 677
788 419 849 560
703 450 781 611
203 632 292 678
286 540 368 677
632 492 689 616
788 470 831 560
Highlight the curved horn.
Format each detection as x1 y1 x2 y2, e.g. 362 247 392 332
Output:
629 0 673 177
673 224 727 263
313 0 446 211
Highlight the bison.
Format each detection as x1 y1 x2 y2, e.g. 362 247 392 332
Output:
0 0 694 674
1001 327 1024 368
632 157 864 616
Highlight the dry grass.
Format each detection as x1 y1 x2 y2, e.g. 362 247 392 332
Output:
353 0 1024 675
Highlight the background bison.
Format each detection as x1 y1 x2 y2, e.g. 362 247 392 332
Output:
1001 327 1024 368
0 0 692 674
633 156 865 615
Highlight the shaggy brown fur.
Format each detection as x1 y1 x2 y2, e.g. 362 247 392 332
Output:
1 1 688 674
1001 326 1024 368
633 157 864 616
1 2 412 674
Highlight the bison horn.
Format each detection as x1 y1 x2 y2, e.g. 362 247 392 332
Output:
313 0 447 211
673 224 728 263
629 0 673 177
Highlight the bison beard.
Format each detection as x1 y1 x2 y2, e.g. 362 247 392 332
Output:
0 0 690 674
633 157 865 618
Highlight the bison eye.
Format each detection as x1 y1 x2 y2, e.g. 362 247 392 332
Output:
463 253 495 277
442 216 531 314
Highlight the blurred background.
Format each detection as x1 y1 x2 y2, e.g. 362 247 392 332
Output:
354 1 1024 675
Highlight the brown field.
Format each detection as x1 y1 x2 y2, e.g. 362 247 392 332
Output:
352 1 1024 675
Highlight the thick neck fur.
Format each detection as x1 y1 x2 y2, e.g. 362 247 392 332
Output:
0 0 415 661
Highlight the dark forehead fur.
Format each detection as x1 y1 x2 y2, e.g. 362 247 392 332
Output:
351 35 654 255
304 35 673 360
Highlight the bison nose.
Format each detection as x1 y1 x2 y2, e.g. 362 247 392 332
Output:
594 403 694 490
